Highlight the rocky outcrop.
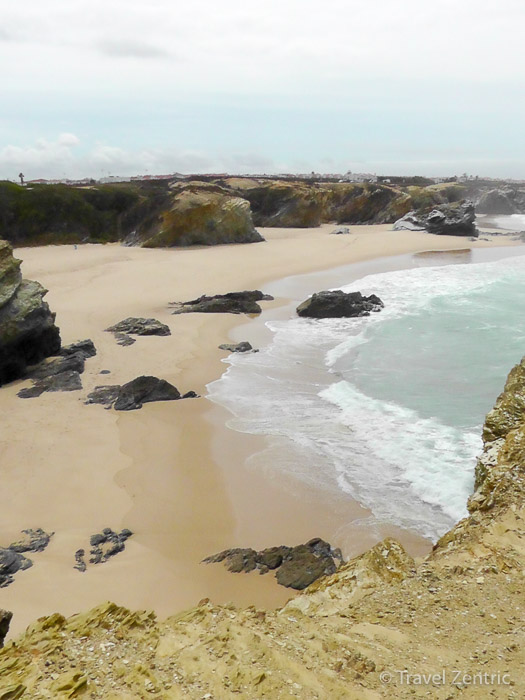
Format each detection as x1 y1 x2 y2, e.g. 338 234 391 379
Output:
86 375 197 410
17 343 95 398
75 528 133 572
203 538 343 590
218 341 256 353
296 290 383 318
170 290 273 315
394 201 478 237
105 317 171 346
0 241 61 385
137 182 264 247
59 339 96 359
0 529 53 587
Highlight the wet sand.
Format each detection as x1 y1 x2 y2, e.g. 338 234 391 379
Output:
0 223 521 637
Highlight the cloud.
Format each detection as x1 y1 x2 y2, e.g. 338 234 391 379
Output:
0 134 80 178
0 135 277 179
96 39 170 59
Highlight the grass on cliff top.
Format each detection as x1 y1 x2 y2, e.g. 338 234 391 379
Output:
0 181 169 246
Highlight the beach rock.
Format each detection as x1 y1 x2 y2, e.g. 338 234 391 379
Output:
170 290 273 316
114 332 135 346
394 202 478 237
85 384 121 407
114 376 181 411
86 528 133 568
203 538 342 590
330 226 351 235
392 212 426 231
17 370 83 398
74 549 87 573
218 341 256 353
106 317 171 338
59 339 96 359
86 376 192 410
0 608 12 648
425 201 478 237
137 181 264 247
296 290 384 318
0 240 61 386
31 352 86 379
0 529 53 587
8 528 54 553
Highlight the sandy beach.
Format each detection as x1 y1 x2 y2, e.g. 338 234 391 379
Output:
0 223 522 637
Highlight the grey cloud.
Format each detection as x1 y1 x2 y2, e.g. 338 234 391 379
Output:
96 39 170 59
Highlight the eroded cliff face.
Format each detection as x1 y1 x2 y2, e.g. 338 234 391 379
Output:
134 182 264 248
0 240 60 385
1 358 524 698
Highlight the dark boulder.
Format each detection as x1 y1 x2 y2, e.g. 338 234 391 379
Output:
203 537 343 590
276 546 336 590
106 317 171 338
77 528 133 571
31 352 85 379
0 241 61 386
170 290 273 316
114 376 181 411
74 549 86 573
0 529 53 587
114 333 135 346
8 528 54 553
218 341 256 353
394 201 478 237
59 339 96 359
85 384 121 407
18 370 82 398
86 376 194 411
297 290 384 318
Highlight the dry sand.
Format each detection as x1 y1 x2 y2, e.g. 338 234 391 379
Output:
0 223 522 637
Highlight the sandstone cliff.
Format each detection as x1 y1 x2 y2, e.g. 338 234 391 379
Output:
1 354 524 697
0 240 60 385
136 182 264 248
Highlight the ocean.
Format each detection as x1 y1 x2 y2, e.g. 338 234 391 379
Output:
207 246 525 543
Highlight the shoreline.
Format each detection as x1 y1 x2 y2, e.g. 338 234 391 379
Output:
1 224 523 638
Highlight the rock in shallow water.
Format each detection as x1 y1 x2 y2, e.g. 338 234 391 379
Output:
218 341 256 353
296 290 384 318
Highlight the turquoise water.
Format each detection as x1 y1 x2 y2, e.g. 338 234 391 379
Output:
339 273 525 430
208 252 525 541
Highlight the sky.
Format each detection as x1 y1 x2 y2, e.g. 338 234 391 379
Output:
1 0 525 180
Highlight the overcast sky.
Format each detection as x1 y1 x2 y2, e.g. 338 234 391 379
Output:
1 0 524 179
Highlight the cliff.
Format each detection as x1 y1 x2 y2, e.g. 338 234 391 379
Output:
1 356 524 697
0 240 60 385
135 182 264 247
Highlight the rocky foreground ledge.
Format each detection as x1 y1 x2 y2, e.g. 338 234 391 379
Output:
1 359 524 697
